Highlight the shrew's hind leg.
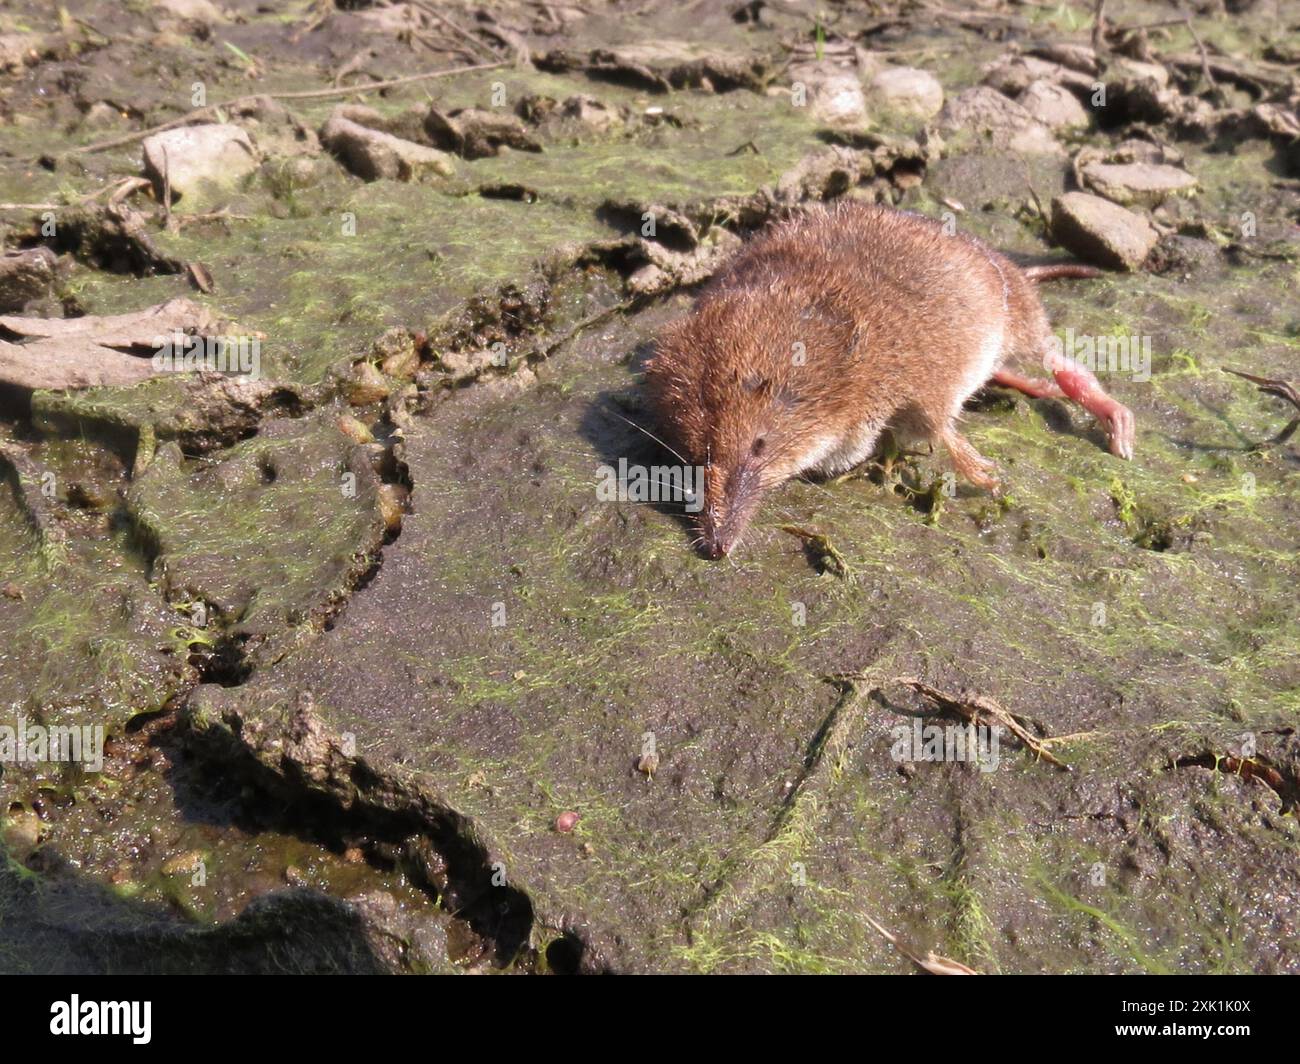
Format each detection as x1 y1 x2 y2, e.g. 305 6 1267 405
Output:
991 367 1066 400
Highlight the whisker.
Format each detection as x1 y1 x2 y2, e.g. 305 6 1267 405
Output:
603 406 692 467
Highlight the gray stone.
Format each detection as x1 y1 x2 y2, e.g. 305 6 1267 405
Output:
320 109 455 182
1019 80 1089 130
938 87 1063 155
868 66 944 119
1051 191 1158 271
1080 161 1198 207
788 62 868 127
142 123 258 207
0 247 57 313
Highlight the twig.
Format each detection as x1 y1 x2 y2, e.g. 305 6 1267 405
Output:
160 145 173 231
892 677 1072 771
1091 0 1108 56
69 60 508 155
1181 12 1220 100
106 176 152 205
1223 366 1300 446
413 1 501 62
861 913 980 975
0 203 57 211
1222 367 1300 411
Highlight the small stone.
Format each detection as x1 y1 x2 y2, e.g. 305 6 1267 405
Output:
559 94 620 133
938 87 1063 156
787 62 867 127
161 849 204 875
155 0 225 22
376 483 407 533
554 811 580 833
869 66 945 119
424 107 543 159
373 328 419 380
1019 80 1089 130
983 54 1094 96
1106 57 1170 89
336 414 374 444
1080 161 1198 208
0 247 57 313
1051 192 1158 272
347 362 391 406
2 807 41 852
320 109 455 182
142 124 258 208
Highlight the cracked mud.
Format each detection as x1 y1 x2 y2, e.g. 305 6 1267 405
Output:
1 0 1298 974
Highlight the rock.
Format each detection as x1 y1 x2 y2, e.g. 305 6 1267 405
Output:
557 94 621 133
376 484 407 533
142 124 258 207
983 55 1094 97
228 95 320 159
1149 234 1223 278
161 849 205 875
1 807 42 854
335 415 373 444
346 362 391 406
1107 139 1185 167
373 328 419 379
788 62 867 126
154 0 225 22
319 110 455 182
538 42 768 93
776 145 861 202
0 32 66 71
423 107 542 160
1252 102 1300 141
1106 57 1170 89
82 100 131 130
938 87 1063 155
1080 161 1198 208
0 247 57 313
1028 42 1100 76
868 66 944 119
1019 80 1090 130
1051 192 1158 271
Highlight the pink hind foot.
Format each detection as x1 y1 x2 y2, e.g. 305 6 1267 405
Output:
996 361 1135 460
1048 359 1135 460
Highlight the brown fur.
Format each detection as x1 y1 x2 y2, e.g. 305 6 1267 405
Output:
643 202 1101 558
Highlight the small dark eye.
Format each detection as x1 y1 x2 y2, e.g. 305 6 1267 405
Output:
751 437 766 456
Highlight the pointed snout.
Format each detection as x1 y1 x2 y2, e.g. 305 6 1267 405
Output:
696 460 766 560
701 529 730 559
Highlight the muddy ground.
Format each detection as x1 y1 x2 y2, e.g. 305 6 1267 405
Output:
0 0 1298 973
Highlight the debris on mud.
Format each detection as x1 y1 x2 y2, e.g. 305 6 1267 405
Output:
883 678 1072 771
0 297 214 392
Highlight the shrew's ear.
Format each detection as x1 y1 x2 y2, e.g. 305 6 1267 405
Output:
742 374 773 397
